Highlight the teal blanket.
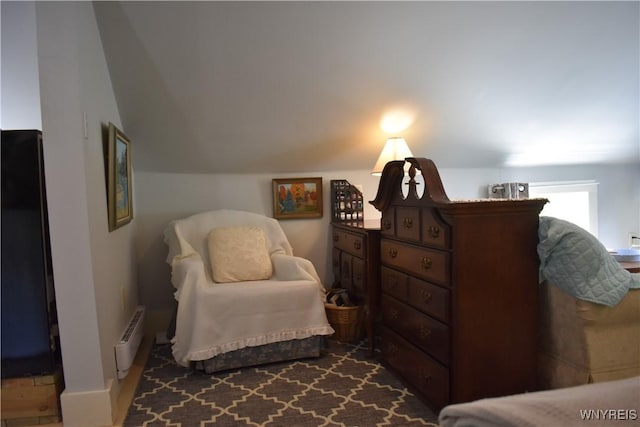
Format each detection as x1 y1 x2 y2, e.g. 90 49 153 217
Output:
538 216 640 307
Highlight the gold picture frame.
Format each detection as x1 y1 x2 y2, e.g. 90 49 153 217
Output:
107 122 133 231
272 177 323 220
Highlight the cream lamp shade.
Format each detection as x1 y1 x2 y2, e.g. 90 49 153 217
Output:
371 137 414 176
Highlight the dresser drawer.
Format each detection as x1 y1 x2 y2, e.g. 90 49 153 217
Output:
332 229 365 258
381 239 450 286
382 295 450 365
352 256 366 294
340 252 353 289
332 248 341 285
407 277 450 323
381 208 395 237
382 327 450 409
381 266 408 301
396 207 421 242
421 208 450 249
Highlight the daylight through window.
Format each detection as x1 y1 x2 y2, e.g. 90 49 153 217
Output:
529 181 599 237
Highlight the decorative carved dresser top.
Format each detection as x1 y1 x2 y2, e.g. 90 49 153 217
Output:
370 157 548 409
371 157 547 216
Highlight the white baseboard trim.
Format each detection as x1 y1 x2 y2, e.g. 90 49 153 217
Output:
60 378 116 427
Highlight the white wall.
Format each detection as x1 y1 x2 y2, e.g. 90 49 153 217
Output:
135 163 639 321
34 2 138 425
0 1 41 130
134 170 383 315
2 2 139 423
496 163 640 248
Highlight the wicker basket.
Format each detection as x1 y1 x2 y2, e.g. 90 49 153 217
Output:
325 303 364 343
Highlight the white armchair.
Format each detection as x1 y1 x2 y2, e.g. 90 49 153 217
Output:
163 209 334 372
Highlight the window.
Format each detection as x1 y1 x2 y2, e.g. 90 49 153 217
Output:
529 181 598 236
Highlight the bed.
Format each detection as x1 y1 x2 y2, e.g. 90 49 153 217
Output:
537 216 640 388
439 375 640 427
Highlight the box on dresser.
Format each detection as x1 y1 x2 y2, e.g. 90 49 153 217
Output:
371 157 547 410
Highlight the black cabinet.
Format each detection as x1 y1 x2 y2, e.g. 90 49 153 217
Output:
1 130 59 378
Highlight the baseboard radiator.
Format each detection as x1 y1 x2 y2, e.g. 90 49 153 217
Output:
115 306 145 379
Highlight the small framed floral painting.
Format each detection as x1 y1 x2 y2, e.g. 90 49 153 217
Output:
107 122 133 231
272 177 323 220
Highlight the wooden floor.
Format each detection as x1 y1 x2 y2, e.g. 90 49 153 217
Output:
34 335 154 427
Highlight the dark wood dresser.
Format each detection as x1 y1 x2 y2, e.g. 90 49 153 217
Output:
370 157 547 409
331 220 380 354
620 261 640 273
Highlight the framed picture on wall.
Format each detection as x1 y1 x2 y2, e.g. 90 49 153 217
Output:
107 122 133 231
272 177 323 220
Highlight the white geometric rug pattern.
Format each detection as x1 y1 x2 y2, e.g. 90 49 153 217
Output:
124 340 440 426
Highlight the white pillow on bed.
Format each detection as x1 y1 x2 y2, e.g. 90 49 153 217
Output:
208 226 273 283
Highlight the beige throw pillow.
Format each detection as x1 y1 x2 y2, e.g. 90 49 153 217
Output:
208 226 273 283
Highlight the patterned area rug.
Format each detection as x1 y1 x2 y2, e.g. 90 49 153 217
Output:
124 340 440 426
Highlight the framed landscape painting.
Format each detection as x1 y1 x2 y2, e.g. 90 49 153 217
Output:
107 122 133 231
272 177 323 220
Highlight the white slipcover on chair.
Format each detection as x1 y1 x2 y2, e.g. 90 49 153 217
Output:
163 209 334 368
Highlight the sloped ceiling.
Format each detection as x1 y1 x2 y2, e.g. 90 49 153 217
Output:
94 1 639 174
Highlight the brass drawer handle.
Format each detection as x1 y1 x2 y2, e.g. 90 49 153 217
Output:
383 219 392 230
419 325 432 340
353 240 362 250
333 234 340 242
421 257 432 269
428 225 440 239
403 217 414 229
421 290 432 303
389 248 398 258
